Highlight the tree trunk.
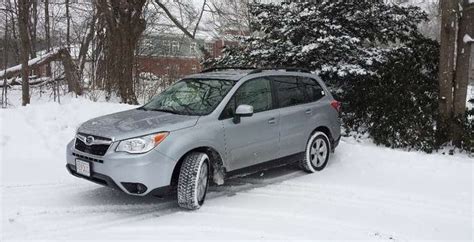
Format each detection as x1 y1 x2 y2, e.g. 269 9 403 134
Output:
30 0 40 77
18 0 31 106
453 1 474 146
29 0 37 60
96 0 146 104
61 49 83 96
439 0 473 147
78 11 97 81
2 7 9 108
44 0 52 77
438 0 460 143
65 0 70 52
9 0 20 64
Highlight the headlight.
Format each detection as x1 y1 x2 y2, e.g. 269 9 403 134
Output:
116 132 169 154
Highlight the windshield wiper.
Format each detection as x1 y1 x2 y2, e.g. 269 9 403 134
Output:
139 106 195 115
148 107 180 114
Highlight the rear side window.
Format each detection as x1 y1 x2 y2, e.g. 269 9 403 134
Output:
299 77 325 102
220 78 273 119
272 76 306 108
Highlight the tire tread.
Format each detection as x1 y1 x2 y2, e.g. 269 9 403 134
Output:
177 152 208 210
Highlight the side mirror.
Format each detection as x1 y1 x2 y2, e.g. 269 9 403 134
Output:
233 104 254 124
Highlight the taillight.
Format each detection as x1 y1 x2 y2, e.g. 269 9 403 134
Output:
330 100 341 112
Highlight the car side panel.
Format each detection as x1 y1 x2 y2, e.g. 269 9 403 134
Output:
154 116 228 168
305 101 341 150
222 109 280 171
278 103 312 157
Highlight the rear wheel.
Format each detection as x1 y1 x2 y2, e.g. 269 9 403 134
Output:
300 131 330 173
177 152 210 210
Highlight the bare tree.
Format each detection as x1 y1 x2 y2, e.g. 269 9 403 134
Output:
44 0 52 77
453 1 474 144
18 0 30 106
29 0 38 60
77 10 96 82
2 5 10 108
438 0 473 147
206 0 251 35
65 0 71 52
153 0 211 58
96 0 147 104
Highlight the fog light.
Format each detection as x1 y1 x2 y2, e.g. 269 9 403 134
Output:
121 182 148 194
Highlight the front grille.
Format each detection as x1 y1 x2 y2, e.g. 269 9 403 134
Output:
74 135 111 156
72 152 104 163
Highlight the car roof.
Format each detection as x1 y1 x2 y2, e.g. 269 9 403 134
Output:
184 68 313 82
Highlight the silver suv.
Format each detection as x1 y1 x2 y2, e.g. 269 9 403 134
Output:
66 68 341 210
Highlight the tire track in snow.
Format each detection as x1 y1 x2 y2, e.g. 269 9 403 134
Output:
272 181 470 216
196 206 405 240
3 168 304 240
237 184 470 221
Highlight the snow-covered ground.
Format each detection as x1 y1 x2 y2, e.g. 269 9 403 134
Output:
0 94 472 241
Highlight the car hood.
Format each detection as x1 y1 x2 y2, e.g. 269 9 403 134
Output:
77 108 199 141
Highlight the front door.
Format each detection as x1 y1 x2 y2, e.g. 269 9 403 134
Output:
221 77 280 171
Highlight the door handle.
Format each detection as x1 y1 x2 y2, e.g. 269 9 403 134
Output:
305 109 312 115
268 117 277 124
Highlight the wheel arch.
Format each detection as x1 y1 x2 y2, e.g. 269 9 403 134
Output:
310 126 334 151
171 146 225 187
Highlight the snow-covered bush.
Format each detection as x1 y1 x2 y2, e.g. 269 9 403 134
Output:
342 39 439 152
206 0 441 152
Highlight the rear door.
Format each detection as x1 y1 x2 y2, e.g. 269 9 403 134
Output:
299 75 328 141
272 76 310 157
220 77 280 171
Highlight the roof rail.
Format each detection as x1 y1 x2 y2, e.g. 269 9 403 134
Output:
200 67 256 73
200 66 312 74
248 67 311 74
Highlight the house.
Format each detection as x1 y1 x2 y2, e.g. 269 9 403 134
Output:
136 32 242 79
136 35 205 79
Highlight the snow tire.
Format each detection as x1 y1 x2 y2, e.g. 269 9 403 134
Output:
177 152 210 210
300 131 331 173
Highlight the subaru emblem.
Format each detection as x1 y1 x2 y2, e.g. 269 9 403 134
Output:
85 136 95 145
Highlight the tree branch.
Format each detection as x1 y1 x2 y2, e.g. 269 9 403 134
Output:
153 0 211 58
193 0 207 38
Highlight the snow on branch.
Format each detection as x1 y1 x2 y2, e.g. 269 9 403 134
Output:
464 34 474 43
0 48 64 80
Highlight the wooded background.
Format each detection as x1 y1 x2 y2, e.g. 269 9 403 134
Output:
0 0 472 151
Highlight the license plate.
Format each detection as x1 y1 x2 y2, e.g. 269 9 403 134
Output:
75 159 91 177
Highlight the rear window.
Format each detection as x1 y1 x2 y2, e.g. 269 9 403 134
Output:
272 76 306 108
298 77 325 102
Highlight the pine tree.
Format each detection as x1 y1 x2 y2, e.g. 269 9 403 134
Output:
207 0 441 152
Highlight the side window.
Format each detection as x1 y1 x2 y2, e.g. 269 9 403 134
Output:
221 78 273 119
272 76 306 108
299 77 325 102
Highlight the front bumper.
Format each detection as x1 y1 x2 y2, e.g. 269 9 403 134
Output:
66 139 176 196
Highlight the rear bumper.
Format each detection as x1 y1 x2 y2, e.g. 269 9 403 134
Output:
66 139 176 196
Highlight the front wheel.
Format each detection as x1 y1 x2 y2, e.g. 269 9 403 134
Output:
300 131 331 173
177 152 210 210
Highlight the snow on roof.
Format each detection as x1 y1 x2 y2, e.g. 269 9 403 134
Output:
0 48 63 78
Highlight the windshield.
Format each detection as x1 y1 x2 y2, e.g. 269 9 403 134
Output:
141 79 235 116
